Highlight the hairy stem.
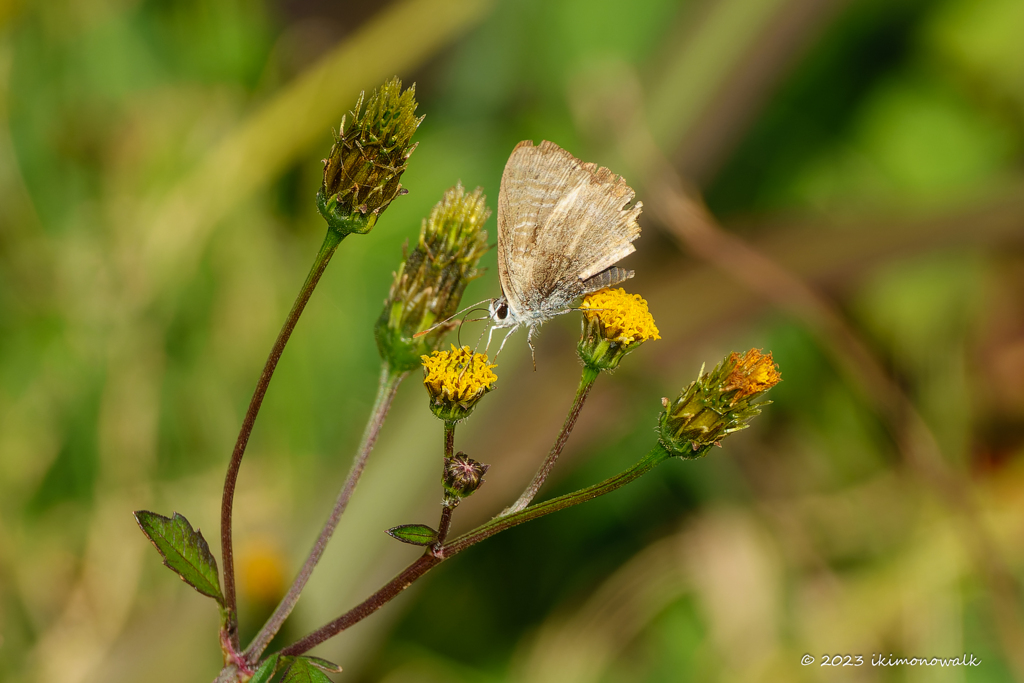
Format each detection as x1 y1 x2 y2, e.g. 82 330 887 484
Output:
443 420 455 458
244 364 405 662
504 365 600 514
220 228 343 648
435 503 455 546
278 442 673 657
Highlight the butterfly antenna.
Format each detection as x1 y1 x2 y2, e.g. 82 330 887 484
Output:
455 307 489 348
474 324 488 355
413 299 492 339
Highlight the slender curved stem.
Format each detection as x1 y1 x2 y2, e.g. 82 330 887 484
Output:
220 229 343 649
244 364 405 662
278 442 673 657
504 365 600 515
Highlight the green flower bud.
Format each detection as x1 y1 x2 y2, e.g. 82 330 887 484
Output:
443 452 489 504
318 77 422 236
659 349 781 458
375 184 490 372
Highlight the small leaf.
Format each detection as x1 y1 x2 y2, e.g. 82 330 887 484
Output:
304 656 342 674
134 510 223 603
280 657 334 683
386 523 438 546
249 655 280 683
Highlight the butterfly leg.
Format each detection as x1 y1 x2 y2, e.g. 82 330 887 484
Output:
494 325 518 360
526 325 537 371
485 324 498 353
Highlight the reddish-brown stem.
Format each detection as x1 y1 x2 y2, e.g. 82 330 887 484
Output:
243 364 405 662
277 443 672 658
219 229 343 649
443 420 455 458
279 552 441 657
435 504 455 547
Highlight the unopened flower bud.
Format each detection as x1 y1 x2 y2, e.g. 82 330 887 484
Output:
318 77 422 236
376 184 490 371
421 345 497 422
578 288 660 371
443 452 489 503
659 349 781 458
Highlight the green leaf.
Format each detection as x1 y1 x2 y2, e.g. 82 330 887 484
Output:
386 523 438 546
304 656 342 674
249 654 280 683
134 510 223 603
280 657 335 683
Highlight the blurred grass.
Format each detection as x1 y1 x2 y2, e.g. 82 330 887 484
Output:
1 0 1023 682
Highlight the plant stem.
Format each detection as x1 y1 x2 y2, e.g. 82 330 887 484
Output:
443 420 455 458
504 365 600 515
435 504 455 546
435 420 457 547
447 442 671 555
244 364 405 662
278 442 673 657
220 228 343 649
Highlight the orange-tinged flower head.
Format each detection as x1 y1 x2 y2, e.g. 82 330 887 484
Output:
659 348 781 458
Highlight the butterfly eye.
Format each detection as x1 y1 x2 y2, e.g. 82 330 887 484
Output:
496 303 508 320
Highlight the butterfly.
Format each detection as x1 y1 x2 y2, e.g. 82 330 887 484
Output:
486 140 643 360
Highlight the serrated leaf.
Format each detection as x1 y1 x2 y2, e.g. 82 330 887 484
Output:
304 656 342 674
386 523 438 546
134 510 223 603
249 654 280 683
280 657 334 683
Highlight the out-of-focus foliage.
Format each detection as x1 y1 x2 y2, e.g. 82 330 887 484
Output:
1 0 1023 682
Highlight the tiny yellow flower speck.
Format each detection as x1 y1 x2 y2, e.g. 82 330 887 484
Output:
421 345 497 403
580 288 661 344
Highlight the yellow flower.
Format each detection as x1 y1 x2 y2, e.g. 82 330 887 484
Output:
580 288 661 344
421 345 497 421
577 288 660 371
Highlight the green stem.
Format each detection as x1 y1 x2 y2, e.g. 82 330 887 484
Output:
277 442 673 657
504 365 601 514
220 228 343 651
447 442 672 556
244 364 405 662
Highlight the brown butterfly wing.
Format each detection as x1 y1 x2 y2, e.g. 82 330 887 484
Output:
497 140 642 321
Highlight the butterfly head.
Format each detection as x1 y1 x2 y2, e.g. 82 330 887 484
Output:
487 296 516 328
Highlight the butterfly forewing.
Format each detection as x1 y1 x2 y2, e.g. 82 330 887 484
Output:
497 141 642 324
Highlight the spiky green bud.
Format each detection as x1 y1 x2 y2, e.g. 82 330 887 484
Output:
375 183 490 372
317 77 422 236
659 349 781 458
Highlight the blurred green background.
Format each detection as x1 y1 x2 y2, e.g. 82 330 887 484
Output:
2 0 1024 681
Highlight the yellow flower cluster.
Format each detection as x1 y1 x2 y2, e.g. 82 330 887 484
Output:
421 345 497 404
580 288 661 344
724 349 782 403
